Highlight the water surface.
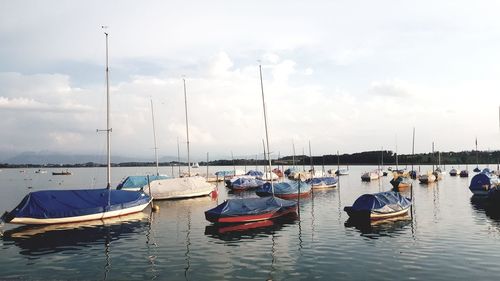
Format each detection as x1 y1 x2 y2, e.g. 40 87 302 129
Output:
1 165 499 280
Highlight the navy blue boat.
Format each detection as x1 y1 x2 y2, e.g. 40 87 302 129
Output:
471 169 499 196
1 189 151 225
344 191 412 220
205 197 297 223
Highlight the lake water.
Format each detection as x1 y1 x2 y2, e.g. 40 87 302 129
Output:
1 165 500 280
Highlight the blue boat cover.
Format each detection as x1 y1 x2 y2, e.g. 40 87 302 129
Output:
205 197 297 217
470 171 497 191
232 178 266 189
351 191 411 214
7 189 151 220
117 175 170 190
256 181 312 196
246 170 264 177
308 177 338 186
215 170 236 177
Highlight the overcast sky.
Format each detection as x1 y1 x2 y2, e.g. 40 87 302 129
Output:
1 0 500 161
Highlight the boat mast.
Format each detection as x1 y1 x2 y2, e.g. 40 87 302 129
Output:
183 78 191 177
99 29 112 189
292 140 296 170
177 137 181 176
150 99 159 176
475 137 479 168
259 64 274 193
432 142 435 172
411 127 415 175
309 140 313 173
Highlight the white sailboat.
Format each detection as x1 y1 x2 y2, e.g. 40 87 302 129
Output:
1 30 151 225
145 78 215 200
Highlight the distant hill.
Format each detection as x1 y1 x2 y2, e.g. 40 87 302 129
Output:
2 152 140 165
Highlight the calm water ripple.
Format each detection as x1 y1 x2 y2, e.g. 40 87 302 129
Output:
2 166 500 280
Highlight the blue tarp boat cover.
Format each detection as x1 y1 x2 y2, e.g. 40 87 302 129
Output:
350 191 411 214
117 175 170 190
256 181 312 196
308 177 338 186
470 171 498 191
215 170 235 177
205 197 297 217
246 170 264 177
6 189 151 220
232 178 266 189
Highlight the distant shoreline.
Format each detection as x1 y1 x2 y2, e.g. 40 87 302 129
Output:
1 150 499 168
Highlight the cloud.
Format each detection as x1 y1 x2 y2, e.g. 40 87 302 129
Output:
369 79 413 98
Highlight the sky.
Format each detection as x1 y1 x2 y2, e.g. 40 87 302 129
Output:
1 0 500 161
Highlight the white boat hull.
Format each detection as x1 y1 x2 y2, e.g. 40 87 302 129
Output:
9 200 151 225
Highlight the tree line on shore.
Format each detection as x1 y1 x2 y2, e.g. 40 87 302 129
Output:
1 150 499 168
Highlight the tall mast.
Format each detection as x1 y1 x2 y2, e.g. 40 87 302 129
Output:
177 137 181 176
150 99 159 176
308 140 313 172
292 140 296 170
183 78 191 177
103 30 111 189
259 64 274 193
475 137 479 168
411 127 415 175
432 142 435 172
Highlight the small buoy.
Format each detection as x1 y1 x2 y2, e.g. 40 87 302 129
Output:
152 205 160 212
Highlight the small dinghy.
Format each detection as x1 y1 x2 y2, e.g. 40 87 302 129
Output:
230 177 266 191
344 191 412 221
308 176 338 189
205 197 297 223
255 180 312 199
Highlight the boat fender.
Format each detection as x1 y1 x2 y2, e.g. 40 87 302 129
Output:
152 205 160 212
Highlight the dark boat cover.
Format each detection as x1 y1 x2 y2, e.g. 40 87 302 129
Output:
117 175 170 190
350 191 411 214
256 181 312 196
246 170 264 177
470 171 498 191
205 197 296 218
308 177 338 186
4 189 151 221
231 178 266 189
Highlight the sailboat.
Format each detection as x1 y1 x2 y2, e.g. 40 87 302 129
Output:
141 78 215 200
205 64 298 224
1 31 151 225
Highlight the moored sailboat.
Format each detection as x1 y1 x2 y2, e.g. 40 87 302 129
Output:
205 64 297 224
344 191 412 220
1 31 151 225
141 78 215 200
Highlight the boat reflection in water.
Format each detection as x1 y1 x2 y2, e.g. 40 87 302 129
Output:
204 213 298 241
344 215 412 239
470 196 500 221
2 212 150 256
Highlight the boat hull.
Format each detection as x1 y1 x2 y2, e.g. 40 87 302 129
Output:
8 200 151 225
205 205 297 223
344 206 410 221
